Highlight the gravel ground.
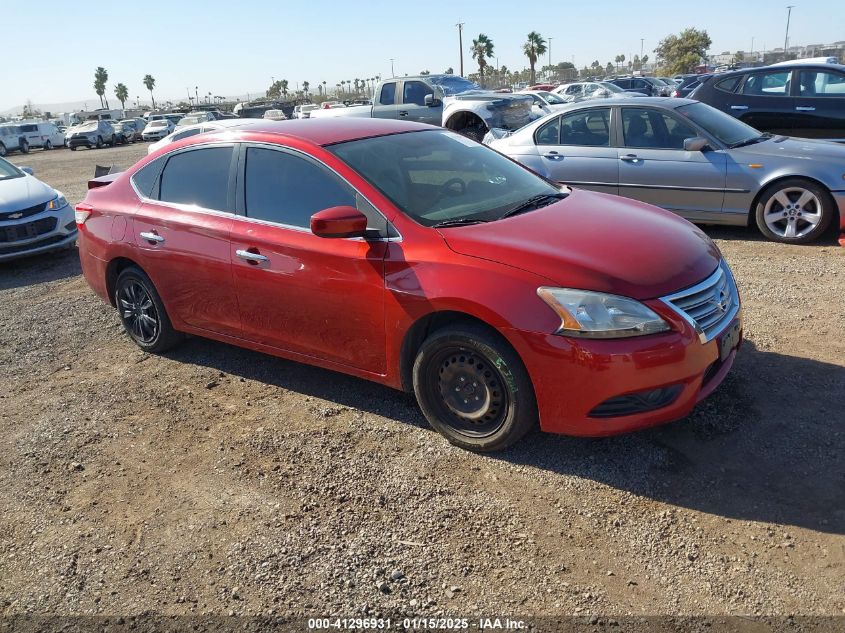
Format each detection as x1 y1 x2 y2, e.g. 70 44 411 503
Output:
1 143 843 623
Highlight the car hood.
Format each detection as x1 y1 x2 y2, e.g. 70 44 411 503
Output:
732 135 845 161
0 174 55 212
438 189 721 300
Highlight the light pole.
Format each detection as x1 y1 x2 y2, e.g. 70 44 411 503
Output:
784 5 795 55
548 37 553 72
390 58 395 78
640 38 644 70
456 22 465 77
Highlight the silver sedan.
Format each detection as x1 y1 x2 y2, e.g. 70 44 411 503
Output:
487 97 845 244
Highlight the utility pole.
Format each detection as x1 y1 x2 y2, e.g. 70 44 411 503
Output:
456 22 465 77
548 37 553 72
784 5 794 55
640 38 644 69
390 58 395 78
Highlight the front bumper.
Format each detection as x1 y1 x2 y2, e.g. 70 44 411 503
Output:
142 132 168 140
68 136 96 148
0 204 77 261
505 307 741 437
832 191 845 247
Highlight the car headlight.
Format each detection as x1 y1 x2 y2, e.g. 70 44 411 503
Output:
537 287 670 338
46 195 68 211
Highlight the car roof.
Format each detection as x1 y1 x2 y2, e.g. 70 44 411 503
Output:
556 97 695 109
205 118 434 146
704 63 845 80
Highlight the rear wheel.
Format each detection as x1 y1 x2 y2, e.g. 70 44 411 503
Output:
43 140 53 150
19 140 29 154
755 178 833 244
114 267 183 353
95 136 103 149
0 143 6 157
412 324 537 452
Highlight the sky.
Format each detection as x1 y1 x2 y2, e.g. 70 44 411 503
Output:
2 0 842 112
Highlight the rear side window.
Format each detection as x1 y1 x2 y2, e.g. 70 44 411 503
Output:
159 147 233 210
130 156 166 199
715 76 741 92
379 82 397 106
742 71 790 96
535 116 561 145
20 124 37 132
798 70 845 97
244 147 355 228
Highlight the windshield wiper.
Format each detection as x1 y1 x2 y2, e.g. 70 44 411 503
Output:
499 192 567 220
431 217 488 228
729 133 772 149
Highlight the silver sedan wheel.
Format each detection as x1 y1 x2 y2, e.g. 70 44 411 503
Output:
763 187 823 240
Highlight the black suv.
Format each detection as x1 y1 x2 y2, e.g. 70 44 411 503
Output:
670 74 711 98
608 76 670 97
689 63 845 141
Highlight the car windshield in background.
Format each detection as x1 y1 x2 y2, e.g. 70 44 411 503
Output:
0 157 24 180
328 129 562 227
600 82 625 93
676 102 763 147
427 75 481 96
149 120 167 127
537 91 567 104
78 122 98 132
180 116 202 126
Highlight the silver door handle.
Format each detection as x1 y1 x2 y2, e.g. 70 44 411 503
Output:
236 249 269 263
543 151 563 160
795 106 816 112
730 105 749 110
620 154 640 162
139 231 164 243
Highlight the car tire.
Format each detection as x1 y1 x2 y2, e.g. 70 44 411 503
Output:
20 140 30 154
70 146 77 151
0 143 6 157
114 267 183 354
754 178 834 244
110 134 116 146
43 140 53 150
95 136 103 149
412 323 538 452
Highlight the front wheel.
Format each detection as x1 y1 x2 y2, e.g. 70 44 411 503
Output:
19 140 29 154
0 143 6 157
412 324 537 452
95 136 103 149
114 267 183 353
44 140 53 150
755 178 834 244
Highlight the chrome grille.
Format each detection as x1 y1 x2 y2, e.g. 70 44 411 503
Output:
661 261 740 343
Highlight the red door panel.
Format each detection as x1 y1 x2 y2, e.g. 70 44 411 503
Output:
230 218 388 374
132 202 241 337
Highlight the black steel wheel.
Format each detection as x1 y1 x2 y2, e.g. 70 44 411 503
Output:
114 267 182 353
413 323 537 451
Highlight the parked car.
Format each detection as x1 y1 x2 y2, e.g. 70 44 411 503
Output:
174 113 214 132
146 119 254 154
670 74 712 98
262 109 288 121
17 122 65 150
519 90 572 116
486 98 845 244
0 125 28 156
554 81 647 101
164 113 184 126
309 75 533 141
689 63 845 141
142 119 176 141
67 120 117 150
76 119 742 451
609 76 671 96
120 118 147 141
526 83 558 91
292 104 319 119
110 121 136 144
0 158 76 261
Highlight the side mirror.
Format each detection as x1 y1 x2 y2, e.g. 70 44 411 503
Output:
683 136 710 152
310 206 369 239
21 166 34 175
424 94 441 107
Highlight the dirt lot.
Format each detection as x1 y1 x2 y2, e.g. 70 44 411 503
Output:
1 143 843 623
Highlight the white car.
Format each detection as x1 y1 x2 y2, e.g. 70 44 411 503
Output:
147 119 254 154
519 90 573 117
554 81 646 100
262 109 288 121
142 119 175 141
173 112 213 132
292 104 319 119
16 122 66 150
0 158 76 261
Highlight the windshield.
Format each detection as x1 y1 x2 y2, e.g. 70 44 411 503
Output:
328 130 562 227
0 157 24 181
600 82 624 93
537 91 567 104
149 120 167 127
676 102 763 146
427 75 481 96
77 122 98 132
180 116 202 126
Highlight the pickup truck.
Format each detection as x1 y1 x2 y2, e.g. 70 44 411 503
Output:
310 74 533 140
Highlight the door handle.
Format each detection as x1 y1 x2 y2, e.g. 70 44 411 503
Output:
236 249 269 264
543 151 563 160
730 105 749 110
139 231 164 244
398 110 409 117
795 106 816 112
620 154 641 162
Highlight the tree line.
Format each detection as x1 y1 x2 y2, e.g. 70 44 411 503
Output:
93 67 158 110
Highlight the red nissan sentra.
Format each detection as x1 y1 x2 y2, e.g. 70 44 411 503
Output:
76 119 741 451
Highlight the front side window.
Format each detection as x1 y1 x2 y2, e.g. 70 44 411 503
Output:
379 82 397 105
244 147 356 228
328 130 561 227
403 81 433 106
743 71 790 96
798 70 845 97
559 108 610 146
622 108 696 149
158 146 232 210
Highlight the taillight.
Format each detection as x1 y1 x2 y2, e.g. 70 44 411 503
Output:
671 90 680 98
75 203 93 225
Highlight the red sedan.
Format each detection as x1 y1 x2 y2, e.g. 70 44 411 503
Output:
76 119 741 451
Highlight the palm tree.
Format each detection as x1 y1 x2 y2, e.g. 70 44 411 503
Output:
322 80 327 96
303 81 310 97
317 84 323 96
522 32 547 84
341 80 346 95
280 79 289 99
143 74 156 109
471 33 495 82
93 67 109 109
114 83 129 110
